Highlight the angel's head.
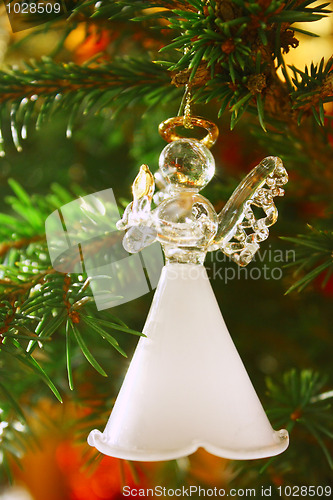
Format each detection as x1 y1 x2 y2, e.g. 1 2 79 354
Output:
159 138 215 191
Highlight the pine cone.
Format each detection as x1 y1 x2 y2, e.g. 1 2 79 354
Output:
247 74 267 94
215 0 242 21
171 63 211 87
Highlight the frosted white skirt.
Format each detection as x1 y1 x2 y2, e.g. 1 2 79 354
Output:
88 263 289 461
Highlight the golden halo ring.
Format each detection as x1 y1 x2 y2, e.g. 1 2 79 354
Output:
158 117 219 149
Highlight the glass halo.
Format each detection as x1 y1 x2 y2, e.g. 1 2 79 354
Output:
159 116 219 149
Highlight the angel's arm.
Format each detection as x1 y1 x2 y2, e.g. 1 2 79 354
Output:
208 157 288 266
116 164 158 253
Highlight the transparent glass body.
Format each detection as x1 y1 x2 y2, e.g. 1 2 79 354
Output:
155 192 218 264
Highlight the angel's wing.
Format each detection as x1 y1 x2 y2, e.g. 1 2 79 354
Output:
208 156 288 266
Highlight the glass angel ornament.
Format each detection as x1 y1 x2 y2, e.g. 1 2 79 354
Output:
88 117 289 461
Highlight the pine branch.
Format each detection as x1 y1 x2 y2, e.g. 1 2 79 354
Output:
1 0 331 149
291 57 333 126
0 57 175 154
8 0 173 61
231 369 333 487
73 0 198 20
0 0 332 155
0 180 146 479
281 225 333 293
161 0 330 112
266 369 333 469
0 182 142 417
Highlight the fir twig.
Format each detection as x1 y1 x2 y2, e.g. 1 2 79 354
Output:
281 226 333 293
0 58 175 154
266 369 333 469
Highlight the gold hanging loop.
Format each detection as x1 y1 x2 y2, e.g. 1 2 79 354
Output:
168 37 218 147
183 84 194 129
176 43 194 129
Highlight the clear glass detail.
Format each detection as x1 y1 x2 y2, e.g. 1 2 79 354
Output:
116 145 288 267
209 157 288 266
155 192 218 264
159 139 215 191
117 139 218 264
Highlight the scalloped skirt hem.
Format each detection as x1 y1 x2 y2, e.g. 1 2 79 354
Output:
87 429 289 462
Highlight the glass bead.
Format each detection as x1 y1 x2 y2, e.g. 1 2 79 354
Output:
154 192 218 264
159 139 215 191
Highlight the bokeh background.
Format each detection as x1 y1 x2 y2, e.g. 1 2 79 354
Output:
0 2 332 499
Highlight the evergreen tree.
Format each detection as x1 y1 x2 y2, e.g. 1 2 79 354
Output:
0 1 332 498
